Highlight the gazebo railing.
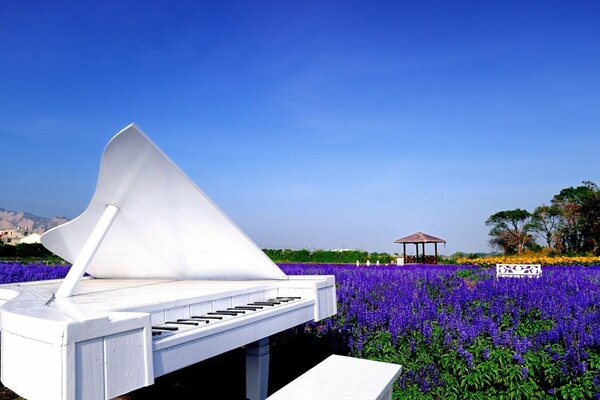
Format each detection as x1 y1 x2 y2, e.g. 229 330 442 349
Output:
403 255 438 264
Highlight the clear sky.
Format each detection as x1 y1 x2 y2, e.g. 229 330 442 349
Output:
1 1 599 255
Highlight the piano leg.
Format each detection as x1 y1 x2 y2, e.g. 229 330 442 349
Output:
245 337 270 400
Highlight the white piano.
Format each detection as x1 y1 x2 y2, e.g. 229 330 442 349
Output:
0 125 336 400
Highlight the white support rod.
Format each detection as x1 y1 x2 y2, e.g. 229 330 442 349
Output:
55 204 120 298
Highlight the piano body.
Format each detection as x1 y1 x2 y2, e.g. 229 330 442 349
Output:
0 125 336 400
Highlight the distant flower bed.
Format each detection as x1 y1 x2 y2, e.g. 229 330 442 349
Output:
456 255 600 268
279 263 600 399
0 261 70 284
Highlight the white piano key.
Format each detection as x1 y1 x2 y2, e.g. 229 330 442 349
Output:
231 293 250 307
212 298 232 311
189 301 212 316
248 291 264 303
164 305 189 322
150 312 165 326
265 288 278 299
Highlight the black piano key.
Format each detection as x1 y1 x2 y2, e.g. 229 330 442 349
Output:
249 302 277 306
191 315 223 320
152 325 179 331
208 311 241 316
152 331 162 336
229 306 262 311
274 297 301 302
166 321 199 326
277 296 301 300
178 318 210 324
217 309 245 314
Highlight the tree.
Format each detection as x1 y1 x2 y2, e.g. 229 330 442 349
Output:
579 181 600 254
486 209 534 254
551 181 600 254
530 204 561 250
487 180 600 256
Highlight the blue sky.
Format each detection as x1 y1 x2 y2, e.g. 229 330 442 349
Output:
1 1 599 254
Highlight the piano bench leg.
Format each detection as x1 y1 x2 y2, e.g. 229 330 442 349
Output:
245 337 270 400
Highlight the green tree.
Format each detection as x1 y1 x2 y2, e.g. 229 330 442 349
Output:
530 204 561 250
486 209 534 254
579 181 600 254
551 181 600 253
288 249 310 262
0 242 17 257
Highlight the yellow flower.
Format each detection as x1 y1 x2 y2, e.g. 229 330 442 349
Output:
456 255 600 267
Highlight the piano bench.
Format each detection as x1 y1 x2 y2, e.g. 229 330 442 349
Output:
267 354 402 400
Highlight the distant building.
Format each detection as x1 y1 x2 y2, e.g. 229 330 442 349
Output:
0 229 33 245
19 233 42 244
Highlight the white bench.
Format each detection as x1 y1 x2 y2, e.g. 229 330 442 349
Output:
267 354 402 400
496 263 542 278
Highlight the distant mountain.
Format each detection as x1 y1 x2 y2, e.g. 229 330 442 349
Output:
0 208 70 233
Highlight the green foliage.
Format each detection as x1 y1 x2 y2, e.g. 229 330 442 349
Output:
456 269 474 278
348 272 600 399
489 180 600 256
531 205 562 250
551 182 600 254
360 328 600 399
0 242 16 257
442 252 502 265
0 242 63 262
486 209 535 255
14 243 53 258
262 248 392 264
455 269 493 283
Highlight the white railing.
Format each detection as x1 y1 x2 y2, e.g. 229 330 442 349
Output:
496 263 542 278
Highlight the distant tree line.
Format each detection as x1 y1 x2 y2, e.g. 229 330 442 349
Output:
0 242 54 258
1 243 395 264
263 248 393 264
486 181 600 255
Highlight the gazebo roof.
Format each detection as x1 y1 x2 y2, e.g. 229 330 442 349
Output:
394 231 446 244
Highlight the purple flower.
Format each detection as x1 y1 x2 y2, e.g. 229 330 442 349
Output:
465 351 474 369
275 263 600 396
513 353 524 364
0 261 70 283
482 348 490 360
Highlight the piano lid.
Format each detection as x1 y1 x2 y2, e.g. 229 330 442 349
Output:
41 124 287 281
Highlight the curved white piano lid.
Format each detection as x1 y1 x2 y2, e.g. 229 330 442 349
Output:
41 124 287 281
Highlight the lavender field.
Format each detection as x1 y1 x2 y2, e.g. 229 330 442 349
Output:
279 263 600 399
2 262 600 399
0 261 69 284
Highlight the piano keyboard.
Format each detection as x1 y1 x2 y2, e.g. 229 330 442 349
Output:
151 297 302 338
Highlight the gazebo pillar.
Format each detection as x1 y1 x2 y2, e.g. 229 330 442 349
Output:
403 243 406 260
422 243 426 263
415 243 419 263
434 243 438 264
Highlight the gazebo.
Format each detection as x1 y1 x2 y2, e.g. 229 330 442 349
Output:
394 232 446 264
